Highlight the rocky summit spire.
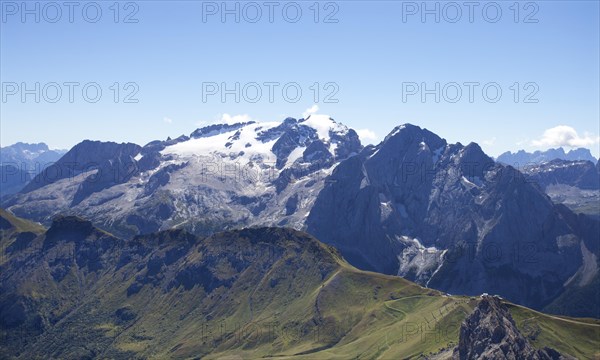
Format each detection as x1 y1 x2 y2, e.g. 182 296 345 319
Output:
453 295 572 360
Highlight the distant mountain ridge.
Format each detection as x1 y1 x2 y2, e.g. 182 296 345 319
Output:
1 142 67 167
0 142 67 197
518 159 600 218
495 149 600 218
497 147 597 166
523 159 600 191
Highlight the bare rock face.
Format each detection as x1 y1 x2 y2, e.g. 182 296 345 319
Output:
453 296 571 360
306 124 592 312
19 140 142 195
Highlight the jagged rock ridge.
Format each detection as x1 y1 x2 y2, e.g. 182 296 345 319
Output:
453 296 572 360
497 147 597 166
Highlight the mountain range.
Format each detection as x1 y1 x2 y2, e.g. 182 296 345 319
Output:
5 116 361 237
522 160 600 219
523 159 600 190
497 147 597 166
2 117 599 320
0 142 67 197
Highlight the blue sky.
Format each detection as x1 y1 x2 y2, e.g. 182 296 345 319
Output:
1 0 599 158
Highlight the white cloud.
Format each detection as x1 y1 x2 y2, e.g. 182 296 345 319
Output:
163 117 173 124
302 105 319 119
481 137 496 146
193 114 253 128
532 125 599 148
219 113 252 125
356 128 378 143
516 138 529 146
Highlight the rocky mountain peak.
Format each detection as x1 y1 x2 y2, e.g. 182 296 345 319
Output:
565 147 596 161
5 115 364 239
453 296 570 360
456 142 495 179
378 124 446 159
19 140 141 195
306 121 592 312
46 215 95 238
43 215 103 250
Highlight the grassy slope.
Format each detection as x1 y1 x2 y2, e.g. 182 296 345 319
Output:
0 208 45 234
2 224 477 360
0 208 45 266
1 217 598 359
200 266 477 360
90 238 474 359
508 303 600 360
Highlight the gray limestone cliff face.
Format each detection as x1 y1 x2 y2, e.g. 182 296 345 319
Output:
306 124 591 310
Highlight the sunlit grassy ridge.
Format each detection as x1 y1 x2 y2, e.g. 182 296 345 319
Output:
0 208 45 266
508 303 600 360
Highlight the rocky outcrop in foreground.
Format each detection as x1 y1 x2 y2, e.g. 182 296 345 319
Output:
453 296 572 360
